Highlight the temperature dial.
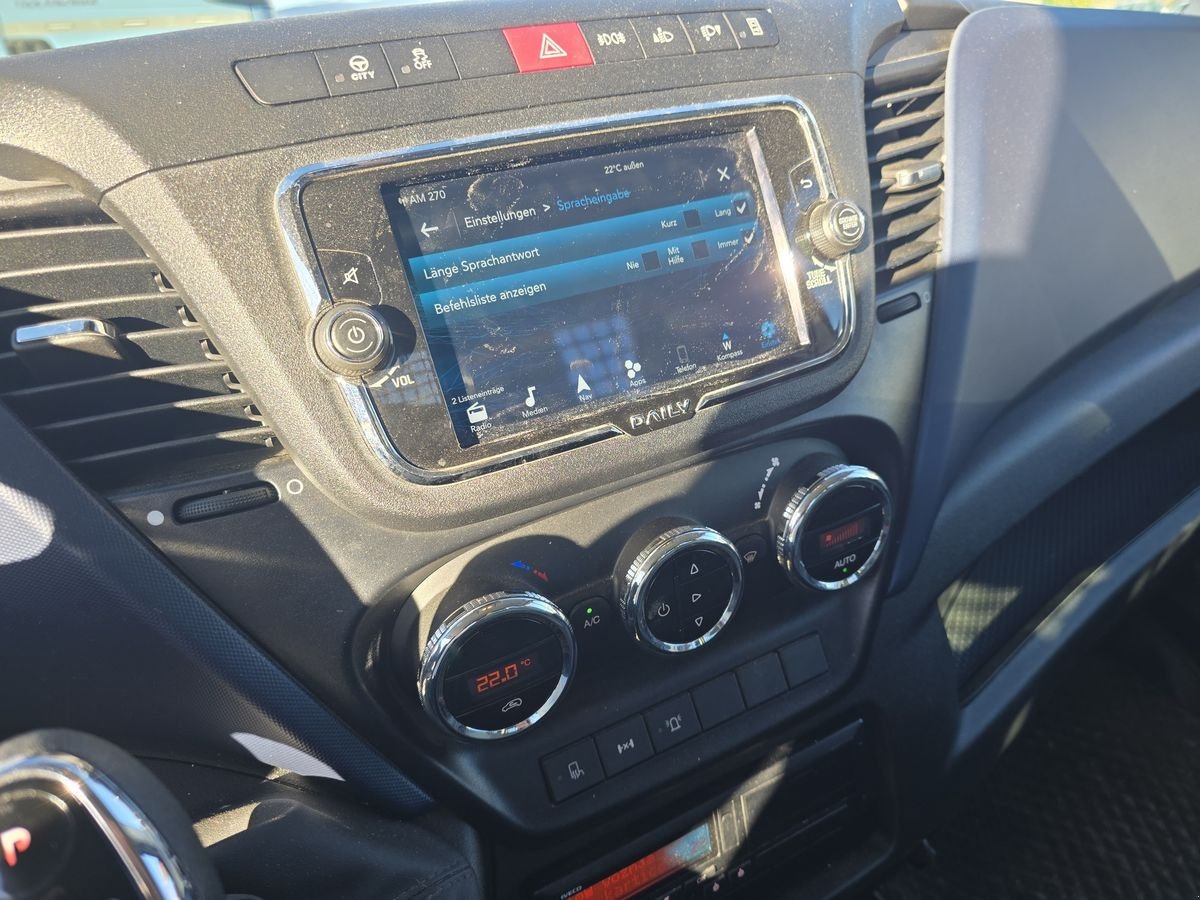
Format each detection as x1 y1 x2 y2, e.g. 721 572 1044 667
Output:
776 465 892 591
418 593 576 740
619 526 744 653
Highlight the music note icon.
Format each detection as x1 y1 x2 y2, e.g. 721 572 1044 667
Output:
524 386 537 408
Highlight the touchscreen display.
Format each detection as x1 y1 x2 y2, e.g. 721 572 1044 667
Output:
384 131 805 449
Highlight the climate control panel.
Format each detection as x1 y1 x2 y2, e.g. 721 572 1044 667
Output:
393 438 895 743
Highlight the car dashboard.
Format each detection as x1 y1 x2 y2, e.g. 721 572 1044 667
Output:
1 1 1199 898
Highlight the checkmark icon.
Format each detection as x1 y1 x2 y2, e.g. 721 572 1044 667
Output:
735 201 747 214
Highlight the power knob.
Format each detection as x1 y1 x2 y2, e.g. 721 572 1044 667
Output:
806 199 867 261
618 526 744 653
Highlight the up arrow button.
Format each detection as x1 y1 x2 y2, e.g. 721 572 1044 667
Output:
502 23 595 73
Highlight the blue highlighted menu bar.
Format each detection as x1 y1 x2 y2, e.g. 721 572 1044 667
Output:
417 220 761 321
408 192 755 294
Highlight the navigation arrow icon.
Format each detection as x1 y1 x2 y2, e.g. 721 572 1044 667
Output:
420 222 439 238
543 203 551 212
576 374 591 395
694 617 704 628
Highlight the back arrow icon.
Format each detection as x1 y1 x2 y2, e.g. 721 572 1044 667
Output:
420 222 439 237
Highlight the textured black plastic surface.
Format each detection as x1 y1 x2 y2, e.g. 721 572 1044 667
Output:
943 394 1200 690
0 402 429 815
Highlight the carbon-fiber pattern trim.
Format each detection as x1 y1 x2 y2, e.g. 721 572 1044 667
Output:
0 402 430 814
941 397 1200 690
878 656 1200 899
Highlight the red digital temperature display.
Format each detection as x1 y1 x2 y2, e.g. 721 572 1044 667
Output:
818 515 869 554
469 654 540 698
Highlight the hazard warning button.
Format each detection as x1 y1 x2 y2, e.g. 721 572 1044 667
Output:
502 22 595 73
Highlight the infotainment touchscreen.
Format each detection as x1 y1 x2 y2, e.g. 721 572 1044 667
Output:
384 130 805 450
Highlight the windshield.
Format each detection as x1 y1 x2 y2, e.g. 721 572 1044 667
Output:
0 0 1192 56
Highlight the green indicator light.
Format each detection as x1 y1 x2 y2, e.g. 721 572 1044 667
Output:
586 607 594 615
842 568 849 574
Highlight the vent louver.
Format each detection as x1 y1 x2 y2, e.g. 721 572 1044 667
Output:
0 185 281 492
865 32 950 294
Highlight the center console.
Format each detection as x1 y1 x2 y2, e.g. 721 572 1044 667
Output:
266 44 892 887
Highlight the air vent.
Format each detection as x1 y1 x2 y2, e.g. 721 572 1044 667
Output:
865 32 951 294
0 184 281 492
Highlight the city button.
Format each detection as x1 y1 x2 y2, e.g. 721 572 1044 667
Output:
582 18 645 63
315 44 395 96
382 37 459 86
632 16 693 58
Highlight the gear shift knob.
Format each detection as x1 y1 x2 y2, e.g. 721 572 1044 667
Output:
0 730 223 900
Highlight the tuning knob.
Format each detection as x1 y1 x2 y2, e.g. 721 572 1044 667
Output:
776 465 892 591
418 593 576 740
618 526 743 653
806 198 867 261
